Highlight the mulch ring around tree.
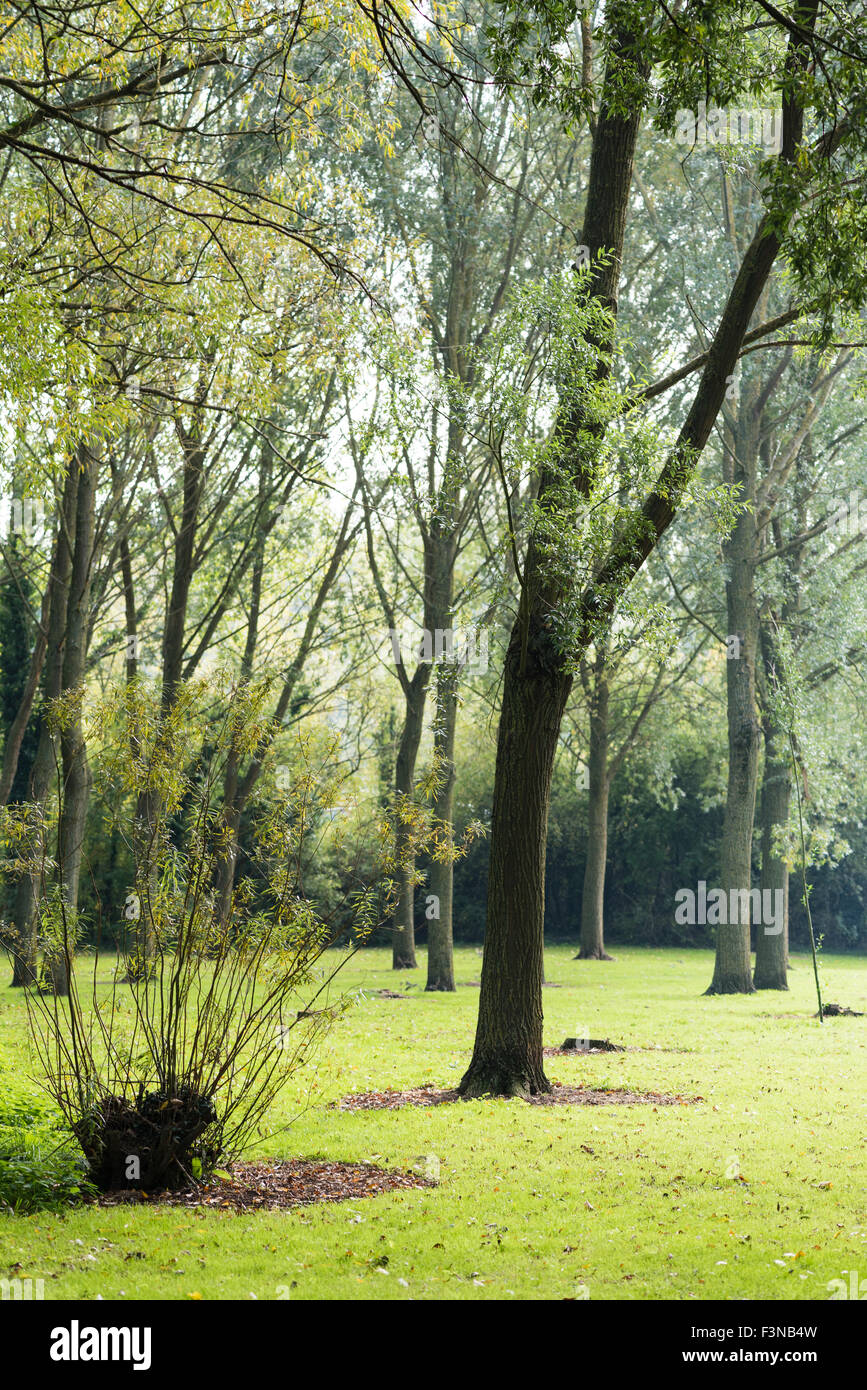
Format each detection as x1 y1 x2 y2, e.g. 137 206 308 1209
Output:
93 1159 437 1212
334 1083 702 1111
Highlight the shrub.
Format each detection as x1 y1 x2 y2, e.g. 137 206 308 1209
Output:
24 677 396 1193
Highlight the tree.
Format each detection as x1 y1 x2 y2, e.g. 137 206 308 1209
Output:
349 40 578 978
460 0 867 1095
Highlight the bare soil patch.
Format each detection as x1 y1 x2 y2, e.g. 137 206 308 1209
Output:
334 1082 702 1110
93 1159 435 1212
544 1042 691 1056
547 1037 625 1054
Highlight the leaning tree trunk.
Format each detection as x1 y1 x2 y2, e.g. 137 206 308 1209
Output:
426 659 458 991
458 1 804 1089
459 12 645 1095
0 588 48 810
576 670 612 959
707 414 760 995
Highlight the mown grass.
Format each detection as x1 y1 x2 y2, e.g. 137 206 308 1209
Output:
0 944 864 1301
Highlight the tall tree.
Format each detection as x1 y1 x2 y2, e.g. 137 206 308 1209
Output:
350 44 576 978
459 0 863 1095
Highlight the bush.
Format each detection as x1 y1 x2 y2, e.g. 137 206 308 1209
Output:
24 677 395 1193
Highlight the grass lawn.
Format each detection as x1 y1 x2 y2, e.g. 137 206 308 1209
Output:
0 944 864 1301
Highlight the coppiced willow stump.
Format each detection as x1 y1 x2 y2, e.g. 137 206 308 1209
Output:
77 1088 219 1192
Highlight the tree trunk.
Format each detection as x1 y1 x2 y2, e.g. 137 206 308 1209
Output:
9 463 79 986
707 409 760 995
0 589 48 810
392 673 428 969
389 524 456 971
753 728 790 988
577 669 612 959
426 659 458 990
51 443 97 995
423 529 458 989
754 626 791 988
459 622 570 1096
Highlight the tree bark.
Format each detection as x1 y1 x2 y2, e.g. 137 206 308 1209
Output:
458 620 571 1096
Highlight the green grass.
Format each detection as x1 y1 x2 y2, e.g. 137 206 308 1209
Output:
0 945 864 1300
